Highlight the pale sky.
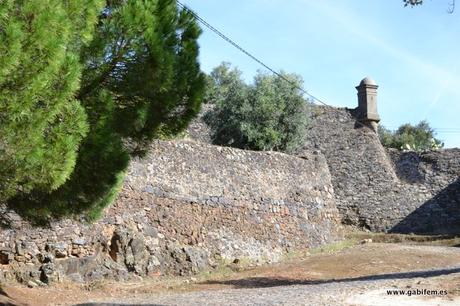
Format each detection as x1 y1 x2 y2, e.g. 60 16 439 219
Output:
182 0 460 148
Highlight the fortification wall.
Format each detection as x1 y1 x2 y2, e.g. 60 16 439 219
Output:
387 149 460 234
187 104 460 234
302 106 399 230
303 105 460 234
0 140 342 285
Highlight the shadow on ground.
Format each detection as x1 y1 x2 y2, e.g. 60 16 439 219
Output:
202 267 460 289
0 287 22 306
74 304 164 306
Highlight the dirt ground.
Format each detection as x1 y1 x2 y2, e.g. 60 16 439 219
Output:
1 233 459 306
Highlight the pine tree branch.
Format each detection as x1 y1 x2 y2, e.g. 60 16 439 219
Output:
77 38 131 100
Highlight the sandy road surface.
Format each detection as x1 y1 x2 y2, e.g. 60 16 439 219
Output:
2 243 460 306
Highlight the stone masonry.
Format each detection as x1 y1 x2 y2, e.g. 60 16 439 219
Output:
303 105 460 233
186 77 460 234
1 77 459 286
0 140 342 285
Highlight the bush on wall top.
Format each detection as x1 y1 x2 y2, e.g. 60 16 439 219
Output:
204 62 310 154
378 120 444 151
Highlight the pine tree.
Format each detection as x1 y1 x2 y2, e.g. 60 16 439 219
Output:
79 0 205 144
0 0 103 202
9 0 205 222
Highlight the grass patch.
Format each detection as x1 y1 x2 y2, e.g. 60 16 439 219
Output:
194 256 260 282
282 249 310 261
347 232 460 247
282 239 359 261
309 239 358 255
195 265 236 282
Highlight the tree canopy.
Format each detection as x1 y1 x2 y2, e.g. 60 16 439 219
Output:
0 0 104 203
403 0 456 13
204 63 309 154
403 0 424 6
3 0 205 222
378 120 443 151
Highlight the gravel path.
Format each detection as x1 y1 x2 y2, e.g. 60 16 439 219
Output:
79 266 460 306
4 243 458 306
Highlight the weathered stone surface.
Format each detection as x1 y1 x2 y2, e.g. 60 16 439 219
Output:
0 140 342 285
188 104 460 234
387 149 460 234
301 105 460 234
185 103 214 143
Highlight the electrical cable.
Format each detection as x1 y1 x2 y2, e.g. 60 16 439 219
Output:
176 1 460 135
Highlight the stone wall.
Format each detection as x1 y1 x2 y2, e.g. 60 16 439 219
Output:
187 104 460 234
302 105 399 230
186 103 213 143
387 149 460 234
187 105 402 230
0 140 342 285
302 105 460 234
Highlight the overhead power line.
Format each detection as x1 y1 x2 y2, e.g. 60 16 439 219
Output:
175 0 330 107
176 1 460 135
386 127 460 134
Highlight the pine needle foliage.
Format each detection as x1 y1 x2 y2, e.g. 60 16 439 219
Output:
8 0 205 223
0 0 104 203
80 0 205 149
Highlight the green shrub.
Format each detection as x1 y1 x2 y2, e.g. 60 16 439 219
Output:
204 63 309 153
378 120 443 151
